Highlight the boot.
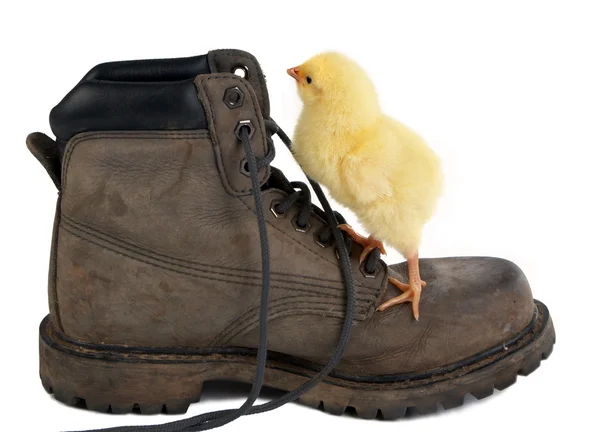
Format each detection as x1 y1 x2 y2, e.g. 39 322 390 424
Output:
28 49 554 430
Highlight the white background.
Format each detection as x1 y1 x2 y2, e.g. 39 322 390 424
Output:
2 1 599 431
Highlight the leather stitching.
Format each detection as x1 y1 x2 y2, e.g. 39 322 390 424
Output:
219 52 269 116
61 131 210 195
61 215 350 283
209 50 269 116
59 226 368 343
213 295 367 346
61 216 377 299
197 75 269 195
216 297 368 345
236 193 377 292
341 322 435 366
237 195 347 270
59 130 210 333
196 78 233 194
217 307 360 347
49 199 64 332
60 224 375 306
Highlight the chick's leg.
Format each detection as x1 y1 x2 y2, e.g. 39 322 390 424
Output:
338 224 386 263
378 252 426 320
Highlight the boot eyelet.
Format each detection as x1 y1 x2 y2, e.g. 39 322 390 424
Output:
223 86 244 109
360 262 379 279
314 232 329 248
234 120 255 140
270 200 286 218
232 64 249 79
240 159 250 177
292 218 311 233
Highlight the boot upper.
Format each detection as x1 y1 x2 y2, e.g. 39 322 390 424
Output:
43 49 535 376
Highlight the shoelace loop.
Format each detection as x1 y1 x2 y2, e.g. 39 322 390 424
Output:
273 180 380 274
262 120 380 274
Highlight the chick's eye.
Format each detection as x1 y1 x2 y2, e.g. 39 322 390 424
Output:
306 76 312 84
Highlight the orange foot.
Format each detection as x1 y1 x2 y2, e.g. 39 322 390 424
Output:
378 277 427 320
338 224 386 263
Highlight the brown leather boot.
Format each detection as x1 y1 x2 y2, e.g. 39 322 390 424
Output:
28 49 554 430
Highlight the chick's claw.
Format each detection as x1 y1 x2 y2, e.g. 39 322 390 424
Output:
378 276 427 320
337 224 386 263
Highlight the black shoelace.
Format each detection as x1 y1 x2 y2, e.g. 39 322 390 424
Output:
274 181 380 274
72 119 381 432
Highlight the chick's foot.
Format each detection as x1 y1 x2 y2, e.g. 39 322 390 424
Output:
338 224 386 263
378 277 426 319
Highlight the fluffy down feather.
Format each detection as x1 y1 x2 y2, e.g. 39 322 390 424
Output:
289 52 442 259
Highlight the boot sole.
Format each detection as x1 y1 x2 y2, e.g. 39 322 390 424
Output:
39 300 554 419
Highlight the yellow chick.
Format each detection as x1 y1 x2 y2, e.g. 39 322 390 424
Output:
287 52 442 320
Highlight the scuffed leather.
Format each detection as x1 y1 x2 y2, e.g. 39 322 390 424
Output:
342 257 533 374
55 126 535 374
52 72 536 376
56 129 383 348
48 198 62 332
194 74 270 195
26 133 61 189
208 49 270 117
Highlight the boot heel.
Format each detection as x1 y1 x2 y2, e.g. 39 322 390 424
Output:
39 316 204 414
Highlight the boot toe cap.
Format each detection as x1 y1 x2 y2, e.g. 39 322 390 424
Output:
412 256 535 335
341 257 535 375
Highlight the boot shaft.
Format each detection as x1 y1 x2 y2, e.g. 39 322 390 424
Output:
50 50 270 153
39 49 383 349
29 48 534 379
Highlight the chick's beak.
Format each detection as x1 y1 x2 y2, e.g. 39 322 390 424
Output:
287 66 301 82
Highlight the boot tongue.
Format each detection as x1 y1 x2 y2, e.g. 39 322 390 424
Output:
262 167 295 194
207 49 270 117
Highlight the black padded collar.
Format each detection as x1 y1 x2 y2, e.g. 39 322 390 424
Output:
50 55 211 143
80 54 210 83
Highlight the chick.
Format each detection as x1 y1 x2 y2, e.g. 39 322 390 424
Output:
287 52 442 320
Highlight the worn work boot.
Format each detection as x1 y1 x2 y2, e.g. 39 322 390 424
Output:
29 49 554 430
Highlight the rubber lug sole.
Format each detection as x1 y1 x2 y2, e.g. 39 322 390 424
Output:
39 300 555 420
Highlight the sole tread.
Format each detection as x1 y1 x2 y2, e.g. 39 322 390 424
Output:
39 302 555 420
518 356 542 376
109 404 134 414
41 348 553 418
440 394 464 409
139 404 166 415
164 401 191 414
53 389 77 406
414 404 438 415
380 405 408 420
471 383 495 400
323 401 347 416
353 406 378 420
298 395 321 409
86 400 110 412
